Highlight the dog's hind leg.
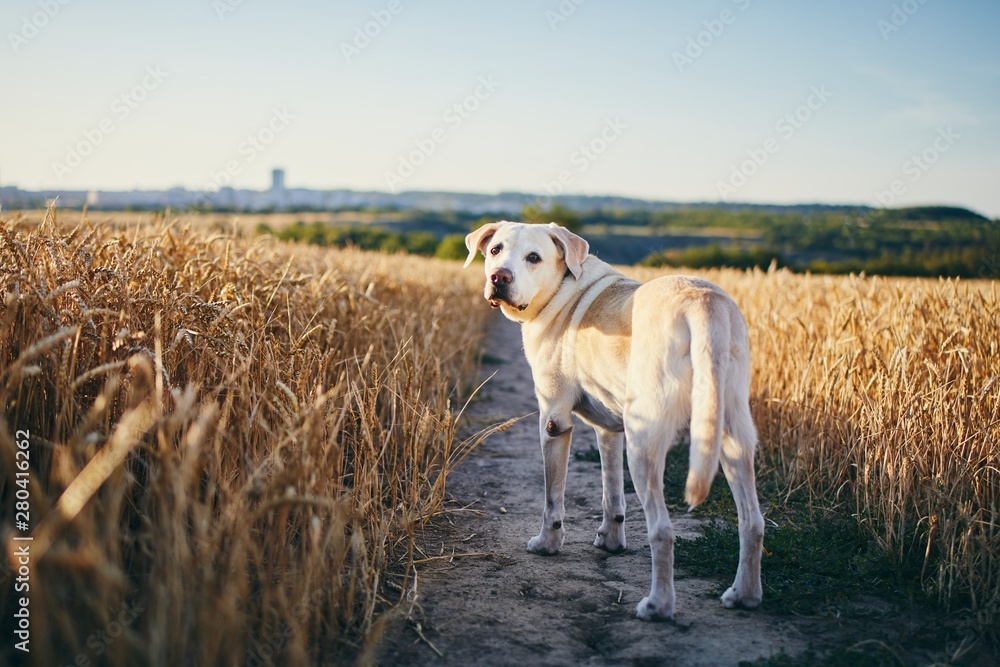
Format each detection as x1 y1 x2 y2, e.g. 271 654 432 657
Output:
593 428 626 554
527 408 574 555
719 393 764 609
625 402 683 621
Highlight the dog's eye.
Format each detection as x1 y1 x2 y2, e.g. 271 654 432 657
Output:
526 252 541 264
490 244 503 256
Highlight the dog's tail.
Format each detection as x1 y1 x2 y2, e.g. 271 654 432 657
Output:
684 302 729 509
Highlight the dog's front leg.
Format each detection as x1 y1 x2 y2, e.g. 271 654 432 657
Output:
527 411 573 555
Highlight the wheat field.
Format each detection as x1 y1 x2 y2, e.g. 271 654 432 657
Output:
2 211 997 666
0 209 488 666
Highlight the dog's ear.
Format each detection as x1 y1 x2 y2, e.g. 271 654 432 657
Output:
463 223 501 268
546 223 589 279
463 222 502 268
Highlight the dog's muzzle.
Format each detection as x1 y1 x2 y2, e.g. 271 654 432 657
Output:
487 288 527 311
487 268 526 310
488 283 508 309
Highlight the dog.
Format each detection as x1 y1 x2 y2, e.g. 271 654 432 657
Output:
464 221 764 621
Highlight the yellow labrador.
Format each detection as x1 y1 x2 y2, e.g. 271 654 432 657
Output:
464 221 764 620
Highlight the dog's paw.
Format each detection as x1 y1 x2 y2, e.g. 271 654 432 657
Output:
636 596 674 621
721 586 761 610
526 532 562 556
593 522 626 553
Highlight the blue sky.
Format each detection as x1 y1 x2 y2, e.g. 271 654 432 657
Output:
2 0 998 216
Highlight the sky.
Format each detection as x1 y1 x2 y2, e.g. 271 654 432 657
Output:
2 0 999 217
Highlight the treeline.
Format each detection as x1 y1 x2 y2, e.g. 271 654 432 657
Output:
262 205 1000 279
640 244 997 278
641 246 787 272
637 206 999 278
260 220 470 260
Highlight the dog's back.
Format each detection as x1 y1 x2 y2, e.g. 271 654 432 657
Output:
629 276 751 507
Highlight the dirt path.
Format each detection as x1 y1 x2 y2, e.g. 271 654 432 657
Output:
377 314 816 666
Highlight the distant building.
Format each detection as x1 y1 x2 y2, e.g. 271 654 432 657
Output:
271 168 287 211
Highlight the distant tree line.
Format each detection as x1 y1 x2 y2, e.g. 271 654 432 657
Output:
260 205 1000 279
257 205 584 263
259 220 471 261
638 206 999 278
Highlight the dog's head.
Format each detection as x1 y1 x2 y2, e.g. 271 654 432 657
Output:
463 221 589 321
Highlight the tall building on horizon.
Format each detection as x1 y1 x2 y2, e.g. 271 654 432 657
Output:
271 168 287 210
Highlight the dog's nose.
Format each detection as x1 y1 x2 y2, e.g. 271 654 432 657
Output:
491 269 513 285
